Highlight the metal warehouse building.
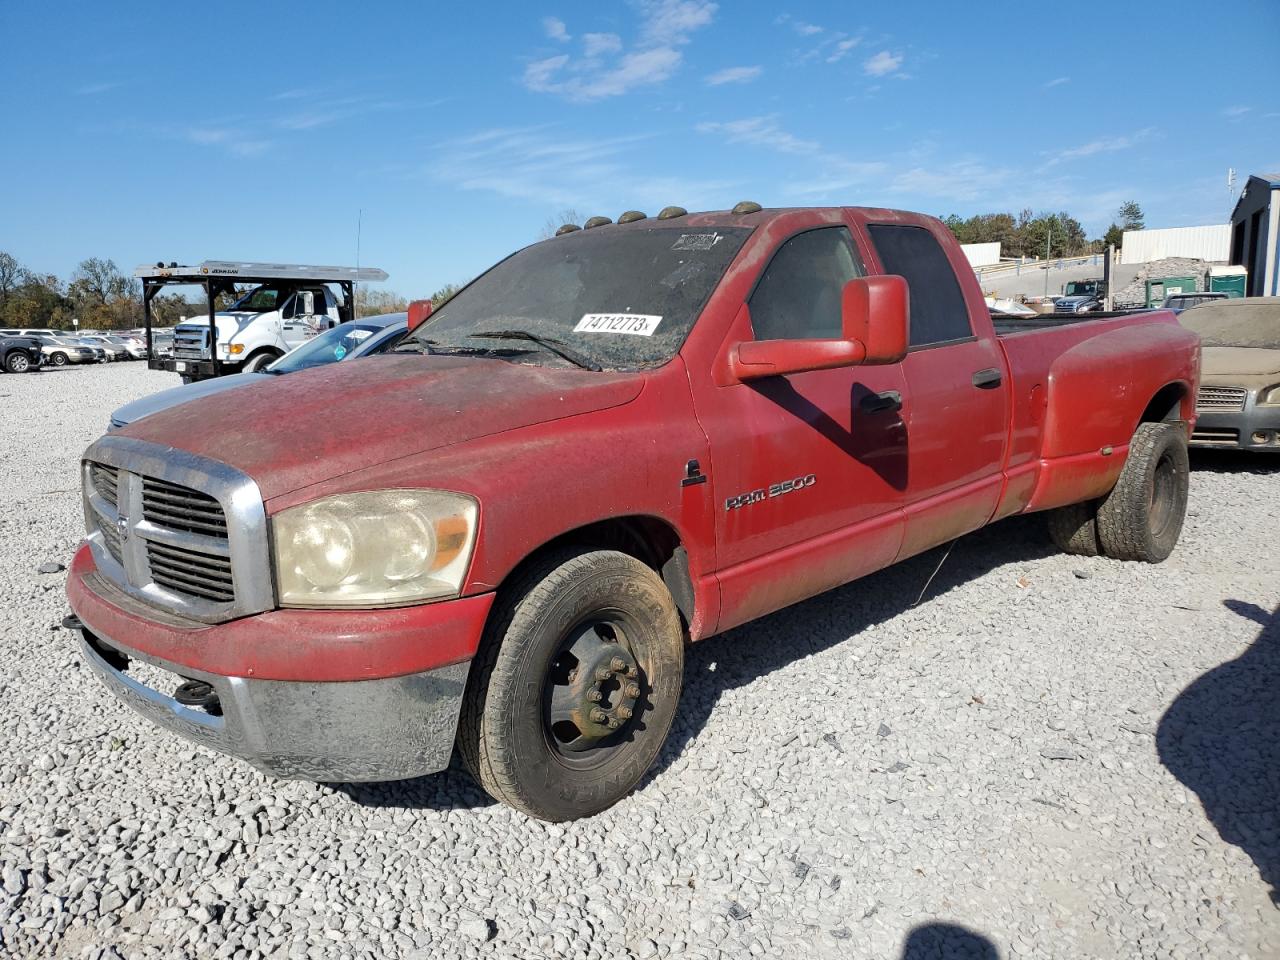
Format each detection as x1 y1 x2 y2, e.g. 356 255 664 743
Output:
1230 172 1280 297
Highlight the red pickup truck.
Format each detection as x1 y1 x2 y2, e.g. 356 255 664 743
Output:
66 205 1200 820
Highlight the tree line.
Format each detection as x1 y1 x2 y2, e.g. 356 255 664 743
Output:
940 202 1144 259
0 251 461 330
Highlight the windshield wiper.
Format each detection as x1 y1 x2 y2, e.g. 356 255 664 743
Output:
394 337 534 359
467 330 602 371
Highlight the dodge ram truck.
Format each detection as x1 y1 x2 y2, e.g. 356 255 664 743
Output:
66 204 1201 821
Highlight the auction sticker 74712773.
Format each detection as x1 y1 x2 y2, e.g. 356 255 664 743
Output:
574 314 663 336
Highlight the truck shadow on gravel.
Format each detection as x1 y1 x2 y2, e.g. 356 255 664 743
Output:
900 922 998 959
1157 600 1280 906
645 512 1057 785
1189 449 1280 475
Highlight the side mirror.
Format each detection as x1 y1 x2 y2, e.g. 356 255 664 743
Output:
298 291 316 317
840 274 909 364
729 275 910 381
407 299 434 332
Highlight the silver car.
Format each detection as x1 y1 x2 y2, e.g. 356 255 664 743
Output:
109 313 408 429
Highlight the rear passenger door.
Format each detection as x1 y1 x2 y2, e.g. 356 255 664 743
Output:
865 222 1009 560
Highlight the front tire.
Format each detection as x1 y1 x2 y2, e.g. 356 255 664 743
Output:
242 351 278 373
50 352 68 367
458 549 684 821
1096 422 1189 562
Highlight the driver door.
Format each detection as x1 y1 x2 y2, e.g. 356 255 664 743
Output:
281 289 328 349
691 225 909 632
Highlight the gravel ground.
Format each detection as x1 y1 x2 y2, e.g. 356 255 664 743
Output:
2 363 1278 960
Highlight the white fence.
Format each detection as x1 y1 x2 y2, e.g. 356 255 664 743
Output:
1121 225 1230 265
960 242 1001 267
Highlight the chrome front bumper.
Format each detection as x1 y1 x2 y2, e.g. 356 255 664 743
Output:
78 625 469 782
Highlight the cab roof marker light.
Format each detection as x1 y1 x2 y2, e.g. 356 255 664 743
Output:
555 223 582 236
732 200 763 215
657 206 687 220
617 210 647 223
583 216 613 229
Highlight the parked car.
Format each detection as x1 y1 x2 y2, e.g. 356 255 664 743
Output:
34 335 99 366
1182 297 1280 451
108 313 409 429
67 204 1199 821
1163 291 1228 315
0 335 44 373
77 335 130 361
1056 294 1101 314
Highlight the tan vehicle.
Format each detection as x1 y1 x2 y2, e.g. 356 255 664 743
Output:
1182 297 1280 451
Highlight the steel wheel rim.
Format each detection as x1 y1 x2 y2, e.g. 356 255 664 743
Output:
1149 453 1177 539
542 611 646 768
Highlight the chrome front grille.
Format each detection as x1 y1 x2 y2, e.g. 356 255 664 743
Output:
1196 386 1247 412
172 327 210 360
142 477 228 537
81 436 272 624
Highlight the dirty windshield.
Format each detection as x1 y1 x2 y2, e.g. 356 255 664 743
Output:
1180 300 1280 348
404 225 752 370
266 322 385 374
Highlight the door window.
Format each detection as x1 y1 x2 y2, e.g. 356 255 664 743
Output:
867 224 972 347
749 227 863 341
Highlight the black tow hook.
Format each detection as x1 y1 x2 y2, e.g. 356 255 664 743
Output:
174 680 221 715
61 613 83 631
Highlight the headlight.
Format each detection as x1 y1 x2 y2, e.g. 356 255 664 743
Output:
1260 385 1280 406
272 490 478 608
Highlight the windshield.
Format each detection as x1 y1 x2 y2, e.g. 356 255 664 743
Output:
404 225 752 370
230 285 286 313
267 322 386 374
1180 300 1280 348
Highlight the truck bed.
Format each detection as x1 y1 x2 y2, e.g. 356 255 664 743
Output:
990 310 1153 337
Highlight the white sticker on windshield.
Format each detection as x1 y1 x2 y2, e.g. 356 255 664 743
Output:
672 233 724 251
575 313 663 337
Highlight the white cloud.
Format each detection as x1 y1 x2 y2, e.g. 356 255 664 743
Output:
863 50 903 76
1044 126 1158 166
523 1 716 101
75 81 123 96
184 127 273 157
1222 105 1251 120
428 125 737 210
826 37 861 63
641 0 717 45
1045 76 1070 88
706 65 762 86
543 16 570 42
583 32 622 56
695 115 819 155
793 20 823 35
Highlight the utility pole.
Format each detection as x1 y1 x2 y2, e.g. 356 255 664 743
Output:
1043 223 1052 299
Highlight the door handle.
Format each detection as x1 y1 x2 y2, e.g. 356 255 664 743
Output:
860 390 902 414
971 368 1003 389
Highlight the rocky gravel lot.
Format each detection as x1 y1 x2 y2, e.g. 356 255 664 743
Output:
2 363 1278 959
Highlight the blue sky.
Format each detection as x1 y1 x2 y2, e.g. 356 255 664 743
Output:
3 0 1278 297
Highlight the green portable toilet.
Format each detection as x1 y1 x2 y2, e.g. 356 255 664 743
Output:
1207 265 1248 298
1146 275 1197 306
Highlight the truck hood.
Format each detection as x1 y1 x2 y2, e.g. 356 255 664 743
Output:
1056 296 1095 308
118 355 644 500
176 312 262 339
1200 346 1280 384
110 371 270 429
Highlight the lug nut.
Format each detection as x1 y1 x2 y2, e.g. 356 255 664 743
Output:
587 689 603 702
617 705 633 720
626 666 639 679
624 683 640 699
589 707 607 724
596 666 612 681
607 717 621 729
610 657 626 672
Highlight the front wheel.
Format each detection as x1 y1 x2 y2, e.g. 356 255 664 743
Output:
242 352 278 373
458 549 684 821
50 352 68 367
5 352 31 374
1095 422 1189 562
